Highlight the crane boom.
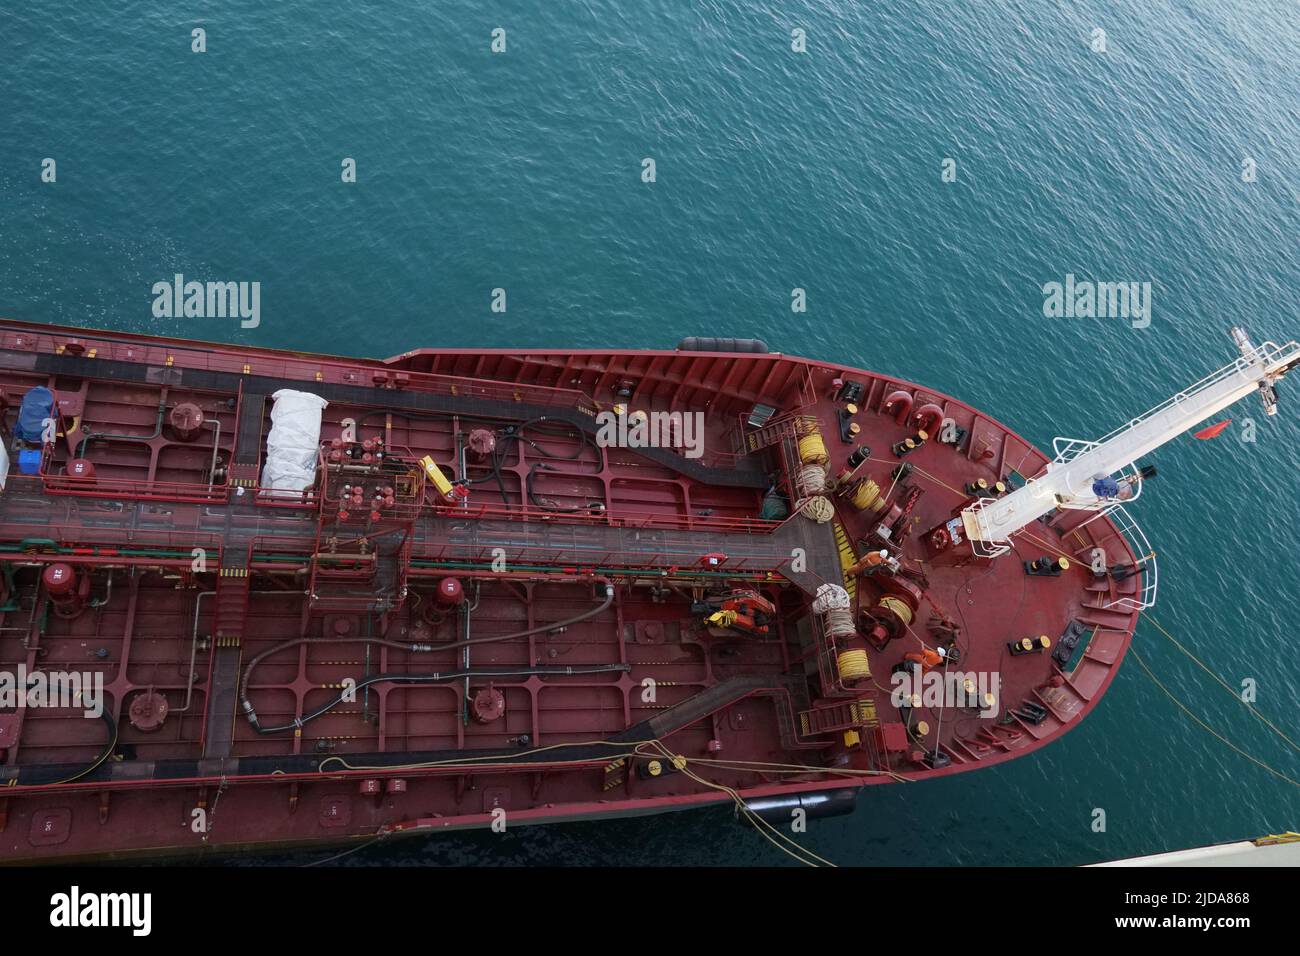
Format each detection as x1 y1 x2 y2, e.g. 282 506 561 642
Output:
963 327 1300 556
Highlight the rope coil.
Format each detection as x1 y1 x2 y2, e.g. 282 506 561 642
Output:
813 583 851 613
837 649 871 681
795 463 827 497
800 495 834 523
851 478 884 512
876 595 913 626
797 431 828 466
823 606 856 639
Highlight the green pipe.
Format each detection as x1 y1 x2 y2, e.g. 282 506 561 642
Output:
0 545 197 559
0 548 777 581
408 559 773 579
77 398 166 457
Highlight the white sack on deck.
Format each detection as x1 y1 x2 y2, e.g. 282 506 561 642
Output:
259 389 328 493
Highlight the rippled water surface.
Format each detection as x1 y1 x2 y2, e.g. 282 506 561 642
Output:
2 0 1297 865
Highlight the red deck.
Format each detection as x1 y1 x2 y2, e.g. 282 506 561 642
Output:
0 319 1140 862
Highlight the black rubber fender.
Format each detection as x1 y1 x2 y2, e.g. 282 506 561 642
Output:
738 787 859 824
675 337 770 354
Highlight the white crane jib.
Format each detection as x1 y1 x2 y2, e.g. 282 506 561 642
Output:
963 327 1300 558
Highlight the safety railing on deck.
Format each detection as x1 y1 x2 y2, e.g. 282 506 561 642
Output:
1045 444 1147 511
1063 339 1300 455
4 325 606 415
40 469 232 505
433 497 781 536
1079 502 1158 611
960 495 1012 558
0 520 225 564
962 487 1157 611
417 522 791 576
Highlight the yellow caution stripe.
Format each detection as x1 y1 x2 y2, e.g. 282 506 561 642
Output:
832 520 857 600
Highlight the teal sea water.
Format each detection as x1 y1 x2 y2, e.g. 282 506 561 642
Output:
2 1 1297 865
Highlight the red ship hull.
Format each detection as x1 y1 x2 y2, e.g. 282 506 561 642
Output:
0 319 1140 863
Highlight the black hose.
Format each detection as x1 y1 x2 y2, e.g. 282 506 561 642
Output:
353 409 601 508
245 662 630 735
18 709 119 786
239 582 617 733
435 581 614 653
471 416 602 508
526 462 605 514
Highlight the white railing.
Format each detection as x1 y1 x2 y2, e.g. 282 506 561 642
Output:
1050 436 1097 462
1046 450 1147 511
962 496 1011 558
962 335 1297 568
964 489 1155 609
1080 502 1157 611
1077 340 1298 453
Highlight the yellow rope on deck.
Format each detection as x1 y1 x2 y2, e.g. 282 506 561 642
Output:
797 430 828 465
637 740 837 867
837 649 871 681
877 595 913 626
851 478 883 512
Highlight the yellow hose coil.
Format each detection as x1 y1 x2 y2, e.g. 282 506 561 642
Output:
851 479 883 512
876 596 913 626
837 649 871 681
798 431 828 465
